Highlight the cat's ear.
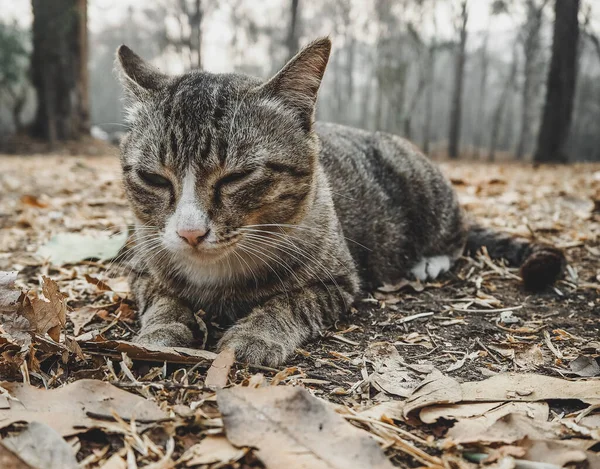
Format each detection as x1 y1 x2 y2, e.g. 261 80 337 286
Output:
115 45 169 99
260 37 331 129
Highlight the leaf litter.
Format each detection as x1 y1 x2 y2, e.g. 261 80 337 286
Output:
1 155 600 467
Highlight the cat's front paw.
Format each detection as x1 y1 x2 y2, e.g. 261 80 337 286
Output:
136 323 197 348
218 327 290 366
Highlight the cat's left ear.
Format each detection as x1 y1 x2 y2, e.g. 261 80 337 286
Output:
259 37 331 130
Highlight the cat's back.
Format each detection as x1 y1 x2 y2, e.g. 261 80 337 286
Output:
314 122 465 285
315 121 451 204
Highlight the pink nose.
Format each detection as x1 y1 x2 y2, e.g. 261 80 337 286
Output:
177 228 210 247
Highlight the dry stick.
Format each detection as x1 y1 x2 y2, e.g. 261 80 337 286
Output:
451 305 523 314
110 381 216 396
476 337 502 364
542 329 563 360
344 415 441 466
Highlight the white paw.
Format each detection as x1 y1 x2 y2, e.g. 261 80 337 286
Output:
410 255 451 281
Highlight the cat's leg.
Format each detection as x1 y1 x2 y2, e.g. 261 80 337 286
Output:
132 271 206 348
218 283 354 366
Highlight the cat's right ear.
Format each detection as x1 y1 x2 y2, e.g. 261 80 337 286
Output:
115 45 169 100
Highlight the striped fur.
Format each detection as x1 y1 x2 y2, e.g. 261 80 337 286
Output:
116 39 563 366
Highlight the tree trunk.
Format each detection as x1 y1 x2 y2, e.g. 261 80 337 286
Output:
489 46 519 162
472 32 489 159
516 0 546 160
191 0 203 69
286 0 300 61
31 0 89 141
345 36 355 124
448 0 468 159
422 42 436 154
534 0 580 163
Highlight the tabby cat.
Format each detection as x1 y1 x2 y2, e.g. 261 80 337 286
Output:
116 38 565 366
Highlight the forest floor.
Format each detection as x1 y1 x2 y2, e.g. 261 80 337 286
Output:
0 151 599 469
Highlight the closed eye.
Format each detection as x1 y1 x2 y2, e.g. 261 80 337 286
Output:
138 171 172 188
216 170 254 189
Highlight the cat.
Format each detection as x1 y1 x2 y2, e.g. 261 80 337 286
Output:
115 38 565 366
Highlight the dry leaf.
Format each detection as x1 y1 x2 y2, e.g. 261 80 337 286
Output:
448 413 562 444
68 306 98 336
443 403 549 443
0 379 168 436
1 421 78 469
181 436 246 466
420 401 549 424
84 274 113 292
568 356 600 377
521 438 588 466
218 385 395 469
98 454 127 469
23 276 67 341
365 342 428 398
460 373 600 405
0 271 20 312
205 348 235 389
0 445 34 469
403 369 463 417
78 337 216 364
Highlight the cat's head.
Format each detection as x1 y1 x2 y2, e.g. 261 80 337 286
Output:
116 39 331 265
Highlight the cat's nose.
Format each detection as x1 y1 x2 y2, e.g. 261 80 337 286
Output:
178 228 210 247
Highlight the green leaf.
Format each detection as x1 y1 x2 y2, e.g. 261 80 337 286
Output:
36 232 128 266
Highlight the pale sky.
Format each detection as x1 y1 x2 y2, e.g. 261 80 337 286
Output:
2 0 598 73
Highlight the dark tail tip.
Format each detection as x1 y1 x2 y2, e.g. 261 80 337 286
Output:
519 246 566 291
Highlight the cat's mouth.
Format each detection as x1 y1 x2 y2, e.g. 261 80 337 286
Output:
186 235 242 262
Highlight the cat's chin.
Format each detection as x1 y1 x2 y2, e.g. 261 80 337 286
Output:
176 242 239 265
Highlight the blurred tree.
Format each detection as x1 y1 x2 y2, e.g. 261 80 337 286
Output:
515 0 549 160
286 0 301 61
488 42 519 161
0 21 29 133
471 30 489 158
448 0 469 159
150 0 206 71
534 0 580 163
31 0 89 142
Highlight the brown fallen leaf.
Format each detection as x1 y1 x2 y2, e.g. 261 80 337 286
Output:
521 438 589 466
98 454 127 469
180 436 247 466
217 385 395 469
403 369 463 417
365 342 430 398
20 194 48 208
84 274 113 292
22 276 67 341
205 348 235 389
0 445 34 469
78 337 216 364
460 373 600 405
68 306 98 336
0 379 168 436
568 355 600 377
0 271 20 312
1 421 78 469
447 413 563 444
420 401 549 424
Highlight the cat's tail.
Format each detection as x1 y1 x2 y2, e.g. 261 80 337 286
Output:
465 224 566 291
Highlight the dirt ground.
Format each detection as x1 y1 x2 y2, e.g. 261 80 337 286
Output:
0 150 599 468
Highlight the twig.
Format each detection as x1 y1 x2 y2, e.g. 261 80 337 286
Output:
476 338 501 364
543 330 563 360
398 312 434 323
343 414 429 445
451 305 523 314
111 380 214 393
